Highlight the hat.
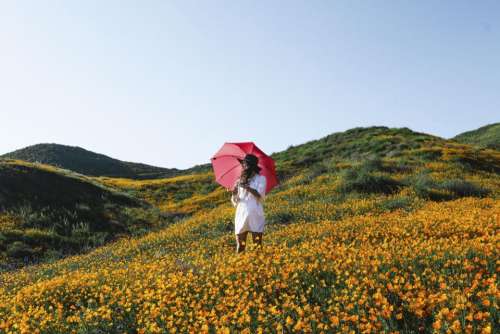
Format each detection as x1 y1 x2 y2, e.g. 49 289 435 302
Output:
237 154 259 166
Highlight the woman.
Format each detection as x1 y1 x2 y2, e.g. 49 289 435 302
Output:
230 154 267 253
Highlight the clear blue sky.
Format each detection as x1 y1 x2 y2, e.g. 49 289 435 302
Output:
1 1 498 169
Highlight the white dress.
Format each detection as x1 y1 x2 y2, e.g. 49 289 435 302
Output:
231 174 267 235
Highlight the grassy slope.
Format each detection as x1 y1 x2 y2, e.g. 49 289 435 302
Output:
0 159 168 268
0 126 499 333
452 122 500 151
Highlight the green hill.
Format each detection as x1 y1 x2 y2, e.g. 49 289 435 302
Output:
0 125 498 333
452 122 500 150
2 125 499 271
0 159 168 269
1 143 184 179
98 125 499 220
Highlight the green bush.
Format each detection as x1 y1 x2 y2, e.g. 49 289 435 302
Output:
410 172 489 201
199 182 218 195
355 157 384 173
0 232 6 251
439 179 490 198
22 229 60 248
410 173 452 201
297 161 338 184
1 229 24 241
6 241 37 259
339 167 401 195
267 211 295 226
378 197 412 212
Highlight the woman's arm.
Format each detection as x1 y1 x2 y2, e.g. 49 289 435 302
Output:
244 185 261 199
231 192 238 207
244 186 263 200
243 177 267 201
231 184 239 207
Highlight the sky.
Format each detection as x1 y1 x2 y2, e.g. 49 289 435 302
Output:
1 1 499 169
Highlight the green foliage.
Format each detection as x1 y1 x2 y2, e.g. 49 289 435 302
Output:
377 196 413 212
271 126 445 182
413 148 442 161
6 241 37 259
0 233 6 251
410 172 439 200
453 122 500 150
448 150 500 174
409 171 490 201
294 160 339 185
439 179 490 198
199 182 218 195
0 160 169 266
267 211 295 226
338 162 401 195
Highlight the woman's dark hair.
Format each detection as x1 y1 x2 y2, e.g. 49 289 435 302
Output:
239 155 261 186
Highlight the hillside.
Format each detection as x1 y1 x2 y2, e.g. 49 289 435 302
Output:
0 159 169 269
0 126 498 333
452 122 500 150
1 143 184 179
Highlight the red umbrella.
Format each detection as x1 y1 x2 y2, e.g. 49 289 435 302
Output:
211 142 279 194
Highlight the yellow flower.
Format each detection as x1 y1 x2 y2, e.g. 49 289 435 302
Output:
330 315 340 326
481 326 491 334
432 320 441 330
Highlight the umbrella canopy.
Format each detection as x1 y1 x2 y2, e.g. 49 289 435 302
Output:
211 142 278 194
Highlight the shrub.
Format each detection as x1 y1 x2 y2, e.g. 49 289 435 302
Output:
172 190 194 202
299 161 338 184
22 229 59 248
339 167 401 195
438 179 490 198
415 148 442 161
361 157 384 173
267 211 295 226
6 241 37 259
410 172 489 201
378 197 412 212
411 173 436 198
410 173 452 201
1 229 24 241
0 232 6 251
42 248 64 262
199 182 218 195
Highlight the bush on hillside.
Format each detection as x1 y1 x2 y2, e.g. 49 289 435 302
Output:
0 233 7 251
414 148 442 161
6 241 38 259
267 211 295 226
439 179 490 198
409 172 490 201
338 166 401 195
377 196 413 212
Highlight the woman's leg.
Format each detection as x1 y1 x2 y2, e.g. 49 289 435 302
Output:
251 232 263 249
236 231 248 253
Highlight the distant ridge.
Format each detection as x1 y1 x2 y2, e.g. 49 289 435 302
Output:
452 122 500 150
2 123 497 180
1 143 183 179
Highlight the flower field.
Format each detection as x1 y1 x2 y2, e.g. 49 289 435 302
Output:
0 128 498 333
0 196 498 333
